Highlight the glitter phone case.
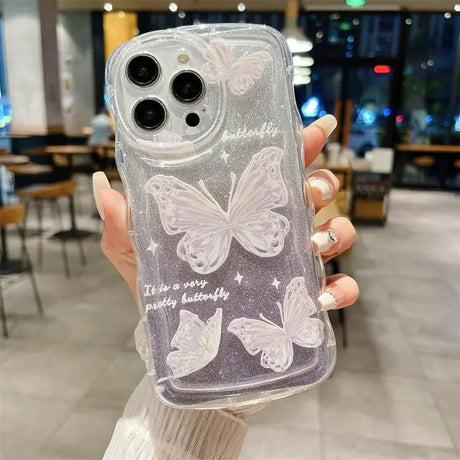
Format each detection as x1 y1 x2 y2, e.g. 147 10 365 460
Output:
106 24 336 409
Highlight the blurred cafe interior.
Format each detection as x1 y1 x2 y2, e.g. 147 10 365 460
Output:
0 0 459 459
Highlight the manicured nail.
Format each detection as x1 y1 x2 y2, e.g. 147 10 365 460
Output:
92 171 111 221
311 114 337 138
308 177 332 200
312 229 338 252
319 290 338 311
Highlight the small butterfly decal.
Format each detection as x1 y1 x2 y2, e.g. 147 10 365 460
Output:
228 277 324 373
144 146 290 274
166 308 222 379
201 38 272 95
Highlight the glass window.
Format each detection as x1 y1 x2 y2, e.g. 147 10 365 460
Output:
347 67 393 152
302 12 401 60
399 13 460 145
138 12 283 32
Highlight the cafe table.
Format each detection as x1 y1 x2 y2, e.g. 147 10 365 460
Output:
22 145 96 240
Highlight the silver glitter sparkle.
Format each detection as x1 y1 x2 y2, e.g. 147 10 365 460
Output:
271 277 280 289
147 239 158 256
220 150 230 164
234 271 244 285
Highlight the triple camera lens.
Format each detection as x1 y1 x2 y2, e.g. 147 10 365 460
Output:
127 55 160 87
128 55 204 131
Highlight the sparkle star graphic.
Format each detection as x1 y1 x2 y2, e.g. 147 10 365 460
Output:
234 271 244 285
220 150 229 164
147 239 158 256
271 277 280 289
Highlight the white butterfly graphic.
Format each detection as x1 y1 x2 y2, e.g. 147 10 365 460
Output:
201 38 272 95
144 147 290 274
166 308 222 379
228 277 324 373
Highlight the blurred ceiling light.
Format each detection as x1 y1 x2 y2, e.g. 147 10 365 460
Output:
293 55 314 67
444 12 451 18
178 10 186 18
405 18 412 25
169 2 178 12
455 4 460 12
118 11 125 17
103 2 113 12
237 3 246 12
345 0 366 6
281 0 313 54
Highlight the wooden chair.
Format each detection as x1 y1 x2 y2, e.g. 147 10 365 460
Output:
0 204 43 337
17 180 84 278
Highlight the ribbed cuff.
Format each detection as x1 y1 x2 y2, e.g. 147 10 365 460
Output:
153 402 247 460
104 375 248 460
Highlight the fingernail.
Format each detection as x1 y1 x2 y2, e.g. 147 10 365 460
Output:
312 229 338 252
319 290 338 311
308 177 332 200
311 114 337 138
92 171 111 221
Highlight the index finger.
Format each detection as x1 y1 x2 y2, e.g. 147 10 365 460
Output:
302 115 337 167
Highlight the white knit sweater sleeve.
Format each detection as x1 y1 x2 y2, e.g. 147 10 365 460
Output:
103 375 248 460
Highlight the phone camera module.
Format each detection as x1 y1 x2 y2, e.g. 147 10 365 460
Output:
127 55 160 87
171 71 204 103
133 99 166 131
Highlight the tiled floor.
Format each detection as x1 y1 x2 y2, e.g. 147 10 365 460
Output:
1 184 459 460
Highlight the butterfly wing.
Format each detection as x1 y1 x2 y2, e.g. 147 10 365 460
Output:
144 175 225 235
228 317 294 372
228 51 272 95
201 38 233 84
260 339 294 373
166 308 222 378
282 277 325 348
229 147 290 257
232 211 290 258
145 175 231 274
177 226 232 274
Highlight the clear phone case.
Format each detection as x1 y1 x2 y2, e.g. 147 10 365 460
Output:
106 24 336 409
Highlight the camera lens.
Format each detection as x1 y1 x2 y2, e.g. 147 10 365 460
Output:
133 99 166 131
127 55 160 87
171 71 204 103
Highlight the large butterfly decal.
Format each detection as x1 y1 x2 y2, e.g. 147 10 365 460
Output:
166 308 222 379
228 277 324 373
201 38 272 95
144 147 290 274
